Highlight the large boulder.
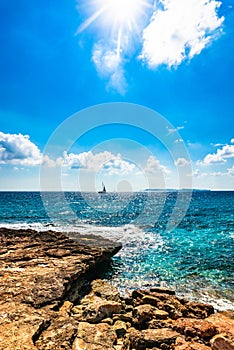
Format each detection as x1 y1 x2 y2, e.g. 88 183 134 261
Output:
173 318 217 339
72 294 122 323
211 335 234 350
91 279 121 302
128 327 179 349
72 322 117 350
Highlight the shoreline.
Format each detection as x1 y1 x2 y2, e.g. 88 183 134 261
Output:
0 228 233 349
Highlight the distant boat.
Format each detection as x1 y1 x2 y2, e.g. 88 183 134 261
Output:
98 182 107 194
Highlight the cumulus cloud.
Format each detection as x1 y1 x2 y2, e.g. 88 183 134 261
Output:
174 157 190 167
140 0 224 68
200 142 234 165
64 151 135 175
145 155 170 175
42 155 64 168
0 131 42 165
64 150 112 170
92 42 127 95
104 157 135 175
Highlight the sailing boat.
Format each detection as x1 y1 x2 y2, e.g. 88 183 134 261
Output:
98 182 107 194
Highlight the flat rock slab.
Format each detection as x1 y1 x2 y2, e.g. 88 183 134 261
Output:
0 228 121 350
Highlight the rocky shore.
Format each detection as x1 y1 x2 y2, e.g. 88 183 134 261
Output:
0 228 233 350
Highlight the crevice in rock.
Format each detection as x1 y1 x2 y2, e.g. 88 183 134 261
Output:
64 259 117 305
32 319 51 346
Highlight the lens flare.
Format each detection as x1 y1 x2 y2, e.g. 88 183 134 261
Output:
102 0 147 29
77 0 151 56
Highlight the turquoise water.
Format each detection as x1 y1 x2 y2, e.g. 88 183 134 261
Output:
0 191 233 310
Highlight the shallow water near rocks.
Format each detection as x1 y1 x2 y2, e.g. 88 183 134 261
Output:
0 190 233 310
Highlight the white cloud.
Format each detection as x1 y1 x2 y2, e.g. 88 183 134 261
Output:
200 143 234 165
92 42 127 95
190 164 234 179
42 155 64 168
175 138 183 143
227 165 234 176
167 125 184 134
140 0 224 68
211 142 225 147
64 151 135 175
174 157 190 167
104 156 135 175
77 0 224 93
64 150 113 170
191 169 202 177
0 132 42 165
145 155 170 175
231 139 234 144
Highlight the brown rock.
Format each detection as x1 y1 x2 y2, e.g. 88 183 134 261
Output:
184 301 214 319
128 327 179 349
142 295 160 307
0 228 121 349
114 338 131 350
150 287 176 295
101 317 114 325
113 320 128 337
59 301 74 316
91 279 121 302
148 318 173 329
173 318 217 338
206 312 234 339
0 229 121 309
72 295 122 323
113 312 133 323
35 315 79 349
141 291 187 319
211 335 234 350
133 304 169 326
0 301 51 350
132 290 145 300
73 322 117 349
175 339 211 349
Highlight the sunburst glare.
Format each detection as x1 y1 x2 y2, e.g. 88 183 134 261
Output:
77 0 152 57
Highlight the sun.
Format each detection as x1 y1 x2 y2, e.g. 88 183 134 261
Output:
101 0 146 28
77 0 151 60
77 0 150 34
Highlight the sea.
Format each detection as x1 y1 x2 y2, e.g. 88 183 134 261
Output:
0 190 233 311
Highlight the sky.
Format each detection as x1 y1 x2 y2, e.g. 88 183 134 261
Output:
0 0 233 191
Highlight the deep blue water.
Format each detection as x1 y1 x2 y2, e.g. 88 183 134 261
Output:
0 191 233 310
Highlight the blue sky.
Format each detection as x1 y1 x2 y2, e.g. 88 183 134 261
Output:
0 0 233 190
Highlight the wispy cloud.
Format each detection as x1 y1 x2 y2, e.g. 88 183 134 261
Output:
0 131 41 165
167 125 184 134
140 0 224 68
193 168 234 178
92 41 127 94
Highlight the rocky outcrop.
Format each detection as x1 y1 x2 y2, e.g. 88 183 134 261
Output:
0 228 121 350
0 228 234 350
68 280 234 350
